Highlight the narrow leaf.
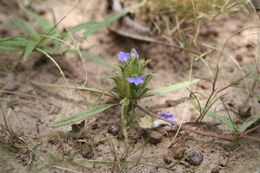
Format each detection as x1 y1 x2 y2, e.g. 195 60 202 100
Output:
144 79 199 96
19 2 60 36
22 41 37 61
52 104 116 127
10 17 37 35
238 114 260 133
31 81 113 97
83 1 146 37
0 46 23 52
206 111 237 129
67 49 119 70
0 37 31 47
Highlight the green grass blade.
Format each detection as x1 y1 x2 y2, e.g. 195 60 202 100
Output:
52 104 117 127
19 2 60 36
19 3 50 32
40 48 60 55
67 49 119 70
83 0 146 37
68 21 97 33
31 81 113 97
206 111 237 129
144 79 199 97
10 17 37 35
22 41 38 61
0 37 31 47
238 114 260 133
0 46 23 51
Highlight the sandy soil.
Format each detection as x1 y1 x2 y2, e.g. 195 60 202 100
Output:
0 0 259 173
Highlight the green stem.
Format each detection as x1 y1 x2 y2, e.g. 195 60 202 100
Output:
121 102 129 140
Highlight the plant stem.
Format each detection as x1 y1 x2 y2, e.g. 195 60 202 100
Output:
137 105 260 142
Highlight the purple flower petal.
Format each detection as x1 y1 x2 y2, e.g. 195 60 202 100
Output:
131 48 139 58
134 78 143 85
118 52 131 62
126 75 146 86
126 77 135 83
159 113 176 125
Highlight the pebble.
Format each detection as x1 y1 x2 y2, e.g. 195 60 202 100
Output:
211 167 220 173
81 146 94 159
163 154 172 164
31 5 46 15
185 150 203 166
91 123 98 130
108 123 121 136
147 131 163 144
238 105 251 118
172 146 186 159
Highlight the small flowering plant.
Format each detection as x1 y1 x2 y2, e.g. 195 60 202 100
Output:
111 48 153 100
51 48 199 138
111 49 154 137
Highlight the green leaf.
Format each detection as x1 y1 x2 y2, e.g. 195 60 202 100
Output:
67 49 119 70
40 48 60 55
52 104 117 128
19 2 60 37
0 46 23 52
68 21 97 33
22 41 37 61
82 1 146 37
238 114 260 133
19 3 50 32
0 37 31 47
10 17 37 35
206 111 237 130
144 79 199 97
31 81 113 97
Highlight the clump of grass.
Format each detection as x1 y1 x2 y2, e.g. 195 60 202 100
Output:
128 0 248 48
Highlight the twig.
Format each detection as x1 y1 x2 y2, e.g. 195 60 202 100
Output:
137 105 260 142
244 125 260 134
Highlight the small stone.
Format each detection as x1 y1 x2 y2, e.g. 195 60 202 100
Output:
32 5 46 15
211 167 220 173
147 131 163 144
108 124 121 136
48 136 59 145
185 150 203 166
238 105 251 118
91 123 98 130
163 154 172 164
81 146 94 159
172 146 186 159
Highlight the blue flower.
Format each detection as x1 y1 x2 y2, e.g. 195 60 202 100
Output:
118 52 131 62
126 75 146 85
131 48 139 58
159 113 176 125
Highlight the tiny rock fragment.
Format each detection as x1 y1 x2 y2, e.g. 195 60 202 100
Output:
238 105 251 118
48 136 60 145
163 154 172 164
172 146 186 159
211 167 220 173
185 149 204 166
108 123 121 136
81 146 94 159
91 123 98 130
33 5 46 15
147 131 163 144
